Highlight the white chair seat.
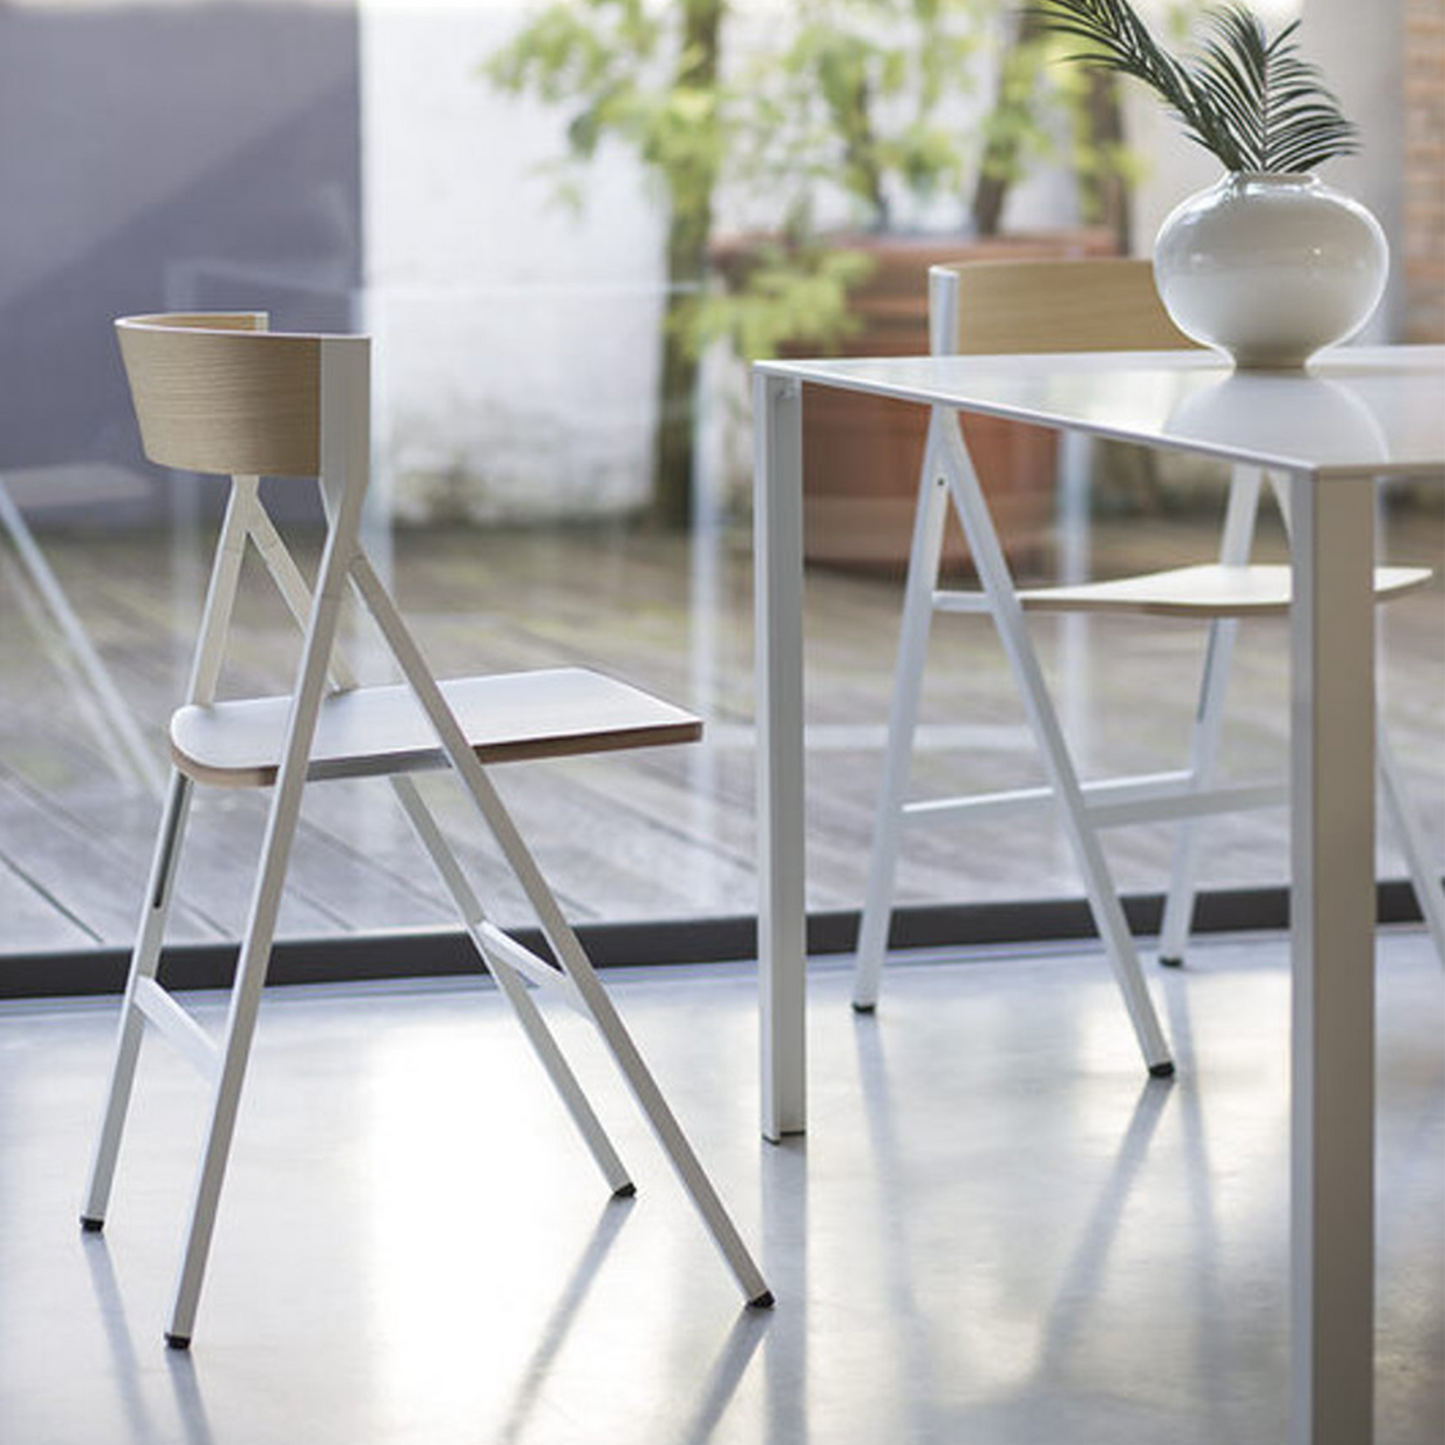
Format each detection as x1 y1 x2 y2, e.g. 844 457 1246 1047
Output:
1005 561 1432 617
170 667 702 786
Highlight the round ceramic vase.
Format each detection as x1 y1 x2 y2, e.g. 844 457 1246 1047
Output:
1152 171 1389 370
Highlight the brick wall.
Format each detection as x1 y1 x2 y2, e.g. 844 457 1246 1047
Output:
1405 0 1445 341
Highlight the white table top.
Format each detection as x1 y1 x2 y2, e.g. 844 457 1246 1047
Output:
757 345 1445 478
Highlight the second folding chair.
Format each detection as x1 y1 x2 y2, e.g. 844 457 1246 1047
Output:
853 259 1443 1072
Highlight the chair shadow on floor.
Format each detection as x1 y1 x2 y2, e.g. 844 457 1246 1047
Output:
82 1177 770 1445
845 954 1264 1441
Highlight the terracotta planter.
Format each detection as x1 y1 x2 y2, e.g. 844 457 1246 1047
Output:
781 231 1116 573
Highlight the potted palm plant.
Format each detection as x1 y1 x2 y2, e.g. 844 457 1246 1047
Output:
1036 0 1386 367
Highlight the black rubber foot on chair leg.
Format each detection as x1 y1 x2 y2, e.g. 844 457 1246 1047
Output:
80 1216 104 1234
1148 1061 1177 1079
747 1290 776 1310
612 1181 637 1199
1158 956 1184 969
164 1333 192 1351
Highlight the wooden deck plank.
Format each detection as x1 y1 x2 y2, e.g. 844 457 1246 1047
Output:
291 756 757 927
0 852 98 951
2 509 1440 957
165 792 421 939
0 772 213 945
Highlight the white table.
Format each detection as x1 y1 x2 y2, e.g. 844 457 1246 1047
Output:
751 345 1445 1445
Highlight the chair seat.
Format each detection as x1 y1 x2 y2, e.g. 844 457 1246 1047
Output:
170 667 702 787
1013 562 1433 618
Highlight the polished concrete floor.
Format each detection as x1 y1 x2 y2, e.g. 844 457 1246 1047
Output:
1 935 1441 1445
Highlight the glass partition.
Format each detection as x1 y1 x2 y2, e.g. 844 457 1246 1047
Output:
2 0 1440 974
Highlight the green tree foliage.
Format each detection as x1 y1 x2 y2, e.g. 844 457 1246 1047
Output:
486 0 1108 523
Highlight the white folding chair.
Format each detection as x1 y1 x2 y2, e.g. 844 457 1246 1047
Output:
853 259 1443 1070
80 313 771 1347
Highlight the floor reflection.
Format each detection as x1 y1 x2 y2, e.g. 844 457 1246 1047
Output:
82 1235 216 1445
1 936 1438 1444
493 1199 633 1445
852 997 1177 1421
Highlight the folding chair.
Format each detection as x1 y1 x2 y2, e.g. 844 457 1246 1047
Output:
80 313 771 1347
852 259 1443 1070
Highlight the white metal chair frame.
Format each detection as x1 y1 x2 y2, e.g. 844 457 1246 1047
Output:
0 476 163 794
80 313 771 1348
852 260 1444 1071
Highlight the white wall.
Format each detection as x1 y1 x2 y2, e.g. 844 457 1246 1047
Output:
1302 0 1405 339
360 0 665 522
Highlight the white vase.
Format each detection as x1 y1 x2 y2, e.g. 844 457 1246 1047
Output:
1152 171 1389 370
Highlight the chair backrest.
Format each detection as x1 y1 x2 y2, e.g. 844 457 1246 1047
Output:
114 313 333 479
932 258 1196 358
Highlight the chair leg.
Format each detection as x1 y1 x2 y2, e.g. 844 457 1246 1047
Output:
388 774 634 1195
475 798 772 1304
164 753 319 1347
1156 616 1242 967
1057 790 1177 1076
560 943 774 1306
486 956 636 1196
497 820 772 1303
940 423 1174 1076
81 772 194 1229
164 939 270 1349
1159 466 1263 967
351 557 772 1306
854 446 950 1012
168 489 361 1347
256 507 637 1190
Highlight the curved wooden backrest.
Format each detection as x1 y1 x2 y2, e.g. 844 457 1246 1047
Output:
938 258 1196 357
115 314 327 478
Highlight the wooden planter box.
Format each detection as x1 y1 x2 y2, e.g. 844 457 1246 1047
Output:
786 231 1117 574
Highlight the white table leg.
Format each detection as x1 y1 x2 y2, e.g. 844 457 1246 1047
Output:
1289 470 1376 1445
753 372 807 1141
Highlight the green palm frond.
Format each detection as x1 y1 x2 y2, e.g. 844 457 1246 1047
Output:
1193 7 1358 171
1030 0 1358 173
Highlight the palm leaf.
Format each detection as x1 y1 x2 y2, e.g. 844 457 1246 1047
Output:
1032 0 1358 173
1192 7 1357 170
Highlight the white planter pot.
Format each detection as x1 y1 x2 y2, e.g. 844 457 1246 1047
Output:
1152 172 1389 370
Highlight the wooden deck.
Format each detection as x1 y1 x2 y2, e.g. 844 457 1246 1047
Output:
3 504 1442 959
